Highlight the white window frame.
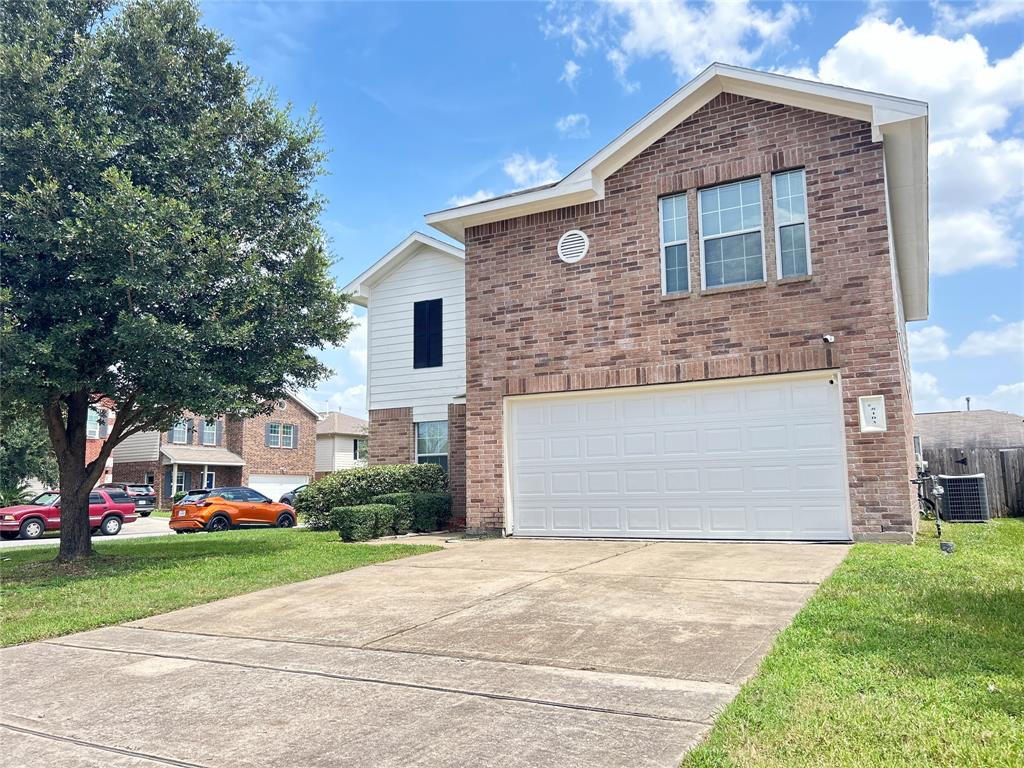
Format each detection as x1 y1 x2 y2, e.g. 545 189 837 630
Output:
174 471 187 493
658 192 690 295
204 471 216 489
281 423 295 449
697 177 767 290
201 420 218 446
86 408 101 439
415 421 449 468
772 168 812 279
171 420 188 444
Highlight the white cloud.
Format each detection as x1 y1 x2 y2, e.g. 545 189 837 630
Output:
930 210 1020 274
955 320 1024 358
545 1 802 88
448 189 494 207
559 59 582 89
909 325 951 362
556 112 590 138
913 371 1024 414
990 314 1004 323
326 384 367 418
932 0 1024 33
503 152 562 188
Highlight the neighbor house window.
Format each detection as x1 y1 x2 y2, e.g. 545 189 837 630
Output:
281 424 295 448
415 421 448 473
265 422 296 448
171 420 188 444
773 169 811 278
201 419 218 446
699 178 764 288
86 409 101 439
204 471 216 489
413 298 443 369
354 438 368 461
660 193 689 294
175 471 187 493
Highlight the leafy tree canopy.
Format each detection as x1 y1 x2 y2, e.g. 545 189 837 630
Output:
0 0 351 558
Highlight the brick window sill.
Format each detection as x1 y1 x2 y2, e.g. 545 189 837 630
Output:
659 291 692 302
776 275 813 286
700 281 767 297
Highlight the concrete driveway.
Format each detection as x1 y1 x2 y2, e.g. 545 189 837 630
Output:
0 537 847 767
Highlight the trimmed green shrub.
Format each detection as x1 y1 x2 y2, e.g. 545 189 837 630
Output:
330 504 397 542
411 492 452 533
298 464 446 530
371 493 414 534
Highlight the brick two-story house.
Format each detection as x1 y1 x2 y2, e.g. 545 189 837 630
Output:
111 394 319 504
360 64 929 542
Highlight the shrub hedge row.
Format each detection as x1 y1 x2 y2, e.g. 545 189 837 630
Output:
331 504 396 542
296 463 446 531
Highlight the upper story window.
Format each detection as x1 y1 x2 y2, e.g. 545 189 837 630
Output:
699 178 764 289
265 422 297 449
773 169 811 277
201 419 219 446
415 421 448 473
170 419 189 444
659 193 689 294
413 298 443 369
87 409 101 439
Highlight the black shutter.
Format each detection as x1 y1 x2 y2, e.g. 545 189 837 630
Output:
353 439 358 460
186 418 194 444
216 420 224 446
291 423 298 449
198 419 206 444
265 422 272 447
413 299 443 369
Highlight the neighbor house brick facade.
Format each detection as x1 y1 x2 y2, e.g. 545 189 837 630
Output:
111 394 319 504
353 64 929 542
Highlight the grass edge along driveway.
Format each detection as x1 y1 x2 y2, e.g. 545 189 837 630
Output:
1 529 438 647
682 518 1024 768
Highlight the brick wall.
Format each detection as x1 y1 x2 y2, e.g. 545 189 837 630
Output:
368 407 414 464
447 403 467 529
463 93 917 542
238 397 318 483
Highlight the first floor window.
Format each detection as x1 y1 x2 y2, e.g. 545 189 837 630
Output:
175 471 186 492
416 421 449 473
660 192 689 294
773 169 810 277
699 177 764 288
354 438 368 461
204 471 216 489
145 473 155 485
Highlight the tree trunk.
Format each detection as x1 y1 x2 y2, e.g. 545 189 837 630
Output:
44 392 95 562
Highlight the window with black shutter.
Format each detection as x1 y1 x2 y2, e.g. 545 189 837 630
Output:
413 299 443 369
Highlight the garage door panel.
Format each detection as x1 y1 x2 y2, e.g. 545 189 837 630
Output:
508 375 850 541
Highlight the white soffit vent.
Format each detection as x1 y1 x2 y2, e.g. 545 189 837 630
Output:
557 229 589 264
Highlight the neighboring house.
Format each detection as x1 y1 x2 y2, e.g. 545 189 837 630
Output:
111 394 319 504
86 399 116 486
915 410 1024 451
316 411 369 478
355 63 930 543
344 231 467 524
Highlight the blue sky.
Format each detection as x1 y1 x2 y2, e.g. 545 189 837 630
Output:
199 0 1024 418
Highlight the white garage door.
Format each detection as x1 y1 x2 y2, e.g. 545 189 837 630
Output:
507 373 850 541
248 474 309 503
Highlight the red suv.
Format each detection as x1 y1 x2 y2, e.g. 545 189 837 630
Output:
0 490 138 540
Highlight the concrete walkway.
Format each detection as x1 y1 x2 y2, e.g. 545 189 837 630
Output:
0 538 848 767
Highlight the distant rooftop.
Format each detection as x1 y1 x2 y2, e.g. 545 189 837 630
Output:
317 411 368 436
915 409 1024 449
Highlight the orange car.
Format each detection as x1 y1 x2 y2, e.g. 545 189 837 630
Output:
170 486 296 533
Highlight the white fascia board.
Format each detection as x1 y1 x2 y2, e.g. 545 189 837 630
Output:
425 63 927 244
342 231 464 302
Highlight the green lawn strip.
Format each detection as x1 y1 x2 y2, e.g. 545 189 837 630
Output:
147 510 171 518
683 518 1024 768
0 529 437 646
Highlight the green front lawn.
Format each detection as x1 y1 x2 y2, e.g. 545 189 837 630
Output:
684 518 1024 768
0 529 437 647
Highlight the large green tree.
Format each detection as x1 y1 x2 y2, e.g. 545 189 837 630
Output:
1 0 351 560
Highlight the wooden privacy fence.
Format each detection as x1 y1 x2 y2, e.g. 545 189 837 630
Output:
922 447 1024 517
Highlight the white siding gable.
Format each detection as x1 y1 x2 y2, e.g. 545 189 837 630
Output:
316 434 366 472
367 244 465 421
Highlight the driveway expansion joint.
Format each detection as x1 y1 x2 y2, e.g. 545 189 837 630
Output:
0 721 209 768
42 640 715 726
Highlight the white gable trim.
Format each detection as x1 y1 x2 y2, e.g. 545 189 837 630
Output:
425 62 929 321
343 232 465 308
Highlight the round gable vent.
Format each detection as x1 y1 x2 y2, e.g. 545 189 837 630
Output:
557 229 589 264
